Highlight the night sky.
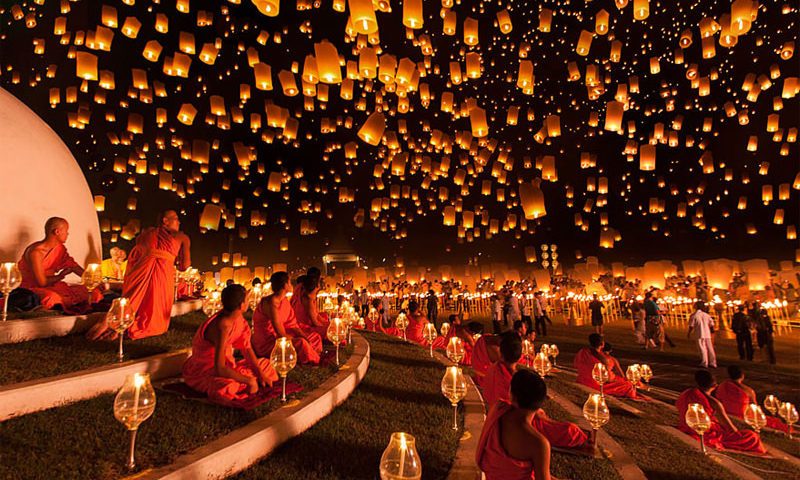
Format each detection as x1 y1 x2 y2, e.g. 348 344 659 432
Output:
1 0 798 271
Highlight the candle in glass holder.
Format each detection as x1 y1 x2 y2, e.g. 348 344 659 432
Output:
113 373 156 469
778 402 798 439
521 339 535 364
368 307 379 331
0 262 22 321
270 337 297 402
445 336 465 364
395 312 409 340
639 364 653 388
744 404 767 432
106 297 134 361
326 317 346 366
532 351 552 377
548 344 559 366
439 321 450 337
379 432 421 480
763 394 779 416
423 323 438 357
82 263 103 291
582 392 610 447
441 366 467 430
592 363 610 397
685 402 712 453
626 364 641 392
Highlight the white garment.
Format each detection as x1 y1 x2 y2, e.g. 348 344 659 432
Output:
689 310 715 339
697 338 717 368
508 296 520 321
533 297 545 317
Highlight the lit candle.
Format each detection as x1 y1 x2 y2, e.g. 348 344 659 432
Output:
132 373 143 424
398 433 407 477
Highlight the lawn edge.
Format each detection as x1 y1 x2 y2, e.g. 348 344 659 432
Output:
127 332 370 480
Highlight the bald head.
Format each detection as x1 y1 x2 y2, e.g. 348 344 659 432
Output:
159 210 181 232
44 217 69 243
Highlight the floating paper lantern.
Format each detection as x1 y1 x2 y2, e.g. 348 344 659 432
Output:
314 41 342 84
402 0 423 29
349 0 378 34
519 181 546 219
358 111 385 145
252 0 279 17
633 0 649 20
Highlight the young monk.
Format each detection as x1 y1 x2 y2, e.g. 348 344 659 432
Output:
476 369 554 480
714 365 788 432
88 210 190 340
403 300 430 345
292 274 329 340
253 272 321 365
182 284 278 408
484 333 592 452
471 332 503 388
433 314 478 365
574 333 639 399
18 217 103 314
677 369 766 454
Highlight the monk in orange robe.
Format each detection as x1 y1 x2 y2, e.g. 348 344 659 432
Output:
483 333 591 451
471 333 502 388
18 217 102 314
575 333 638 399
403 300 430 345
291 273 329 340
88 211 190 340
182 284 278 409
432 314 477 365
677 370 766 454
253 271 321 365
476 369 553 480
714 365 788 432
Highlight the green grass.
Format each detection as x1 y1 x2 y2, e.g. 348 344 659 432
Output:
6 309 64 320
541 398 621 480
0 311 206 386
0 345 352 479
235 332 462 480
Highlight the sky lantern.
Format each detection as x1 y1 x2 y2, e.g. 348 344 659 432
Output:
199 204 223 231
314 41 342 84
470 107 489 138
595 9 610 35
497 9 512 34
604 101 624 132
633 0 649 21
358 111 386 145
252 0 280 17
539 9 552 32
730 0 753 35
349 0 378 34
640 144 656 171
402 0 423 29
576 30 593 56
463 17 479 46
519 181 546 219
75 51 98 80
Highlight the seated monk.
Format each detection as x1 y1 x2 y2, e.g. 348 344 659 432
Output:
471 332 503 388
513 320 536 368
291 273 329 340
88 211 190 340
677 370 766 454
476 369 554 480
714 365 788 432
484 333 591 452
574 333 638 399
18 217 103 314
433 314 478 365
182 284 277 408
253 271 321 365
100 246 127 282
404 300 430 345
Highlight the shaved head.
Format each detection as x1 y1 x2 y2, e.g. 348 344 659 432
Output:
44 217 67 236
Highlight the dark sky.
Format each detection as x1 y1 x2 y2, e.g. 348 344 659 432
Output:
1 0 798 271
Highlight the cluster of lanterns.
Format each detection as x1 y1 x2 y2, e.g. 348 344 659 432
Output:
0 0 795 263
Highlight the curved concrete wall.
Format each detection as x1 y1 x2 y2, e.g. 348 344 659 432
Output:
0 87 101 267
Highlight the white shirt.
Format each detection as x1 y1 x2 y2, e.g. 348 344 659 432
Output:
533 298 545 317
689 309 715 339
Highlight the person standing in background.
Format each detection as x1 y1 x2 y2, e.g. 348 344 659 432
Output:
688 301 717 368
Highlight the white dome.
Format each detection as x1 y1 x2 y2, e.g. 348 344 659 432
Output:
0 87 101 267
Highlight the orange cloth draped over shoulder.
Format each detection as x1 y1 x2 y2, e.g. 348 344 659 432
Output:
677 387 766 454
476 401 536 480
182 311 278 408
714 380 788 433
290 287 329 339
470 334 493 387
253 296 321 365
574 347 638 399
18 243 102 314
405 314 429 345
123 227 184 340
483 361 588 449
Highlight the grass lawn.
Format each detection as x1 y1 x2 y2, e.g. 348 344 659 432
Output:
541 397 621 480
549 374 800 479
235 332 462 480
0 345 352 479
0 311 206 386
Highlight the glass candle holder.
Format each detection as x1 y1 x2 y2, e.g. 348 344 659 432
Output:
379 432 422 480
270 337 297 402
441 366 467 430
685 402 712 454
113 373 156 470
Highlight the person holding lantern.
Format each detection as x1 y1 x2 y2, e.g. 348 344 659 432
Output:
88 210 191 340
483 333 592 453
575 334 639 399
714 366 788 432
253 271 321 365
476 369 554 480
182 284 278 408
677 370 766 453
18 217 103 314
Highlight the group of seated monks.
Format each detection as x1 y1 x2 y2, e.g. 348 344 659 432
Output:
182 268 338 408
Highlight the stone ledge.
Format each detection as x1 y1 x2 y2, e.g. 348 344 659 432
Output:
0 299 202 344
128 332 370 480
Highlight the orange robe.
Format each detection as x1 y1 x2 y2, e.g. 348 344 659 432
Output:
574 348 638 399
253 297 321 365
470 334 494 388
18 243 102 314
405 314 429 345
476 401 536 480
290 289 329 340
483 361 588 449
430 325 473 365
182 312 278 409
714 380 788 432
123 227 183 340
677 387 766 454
